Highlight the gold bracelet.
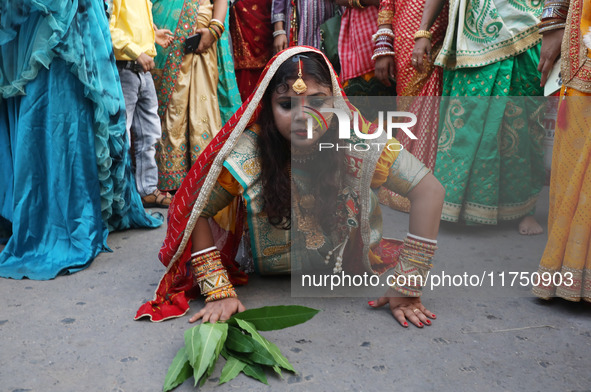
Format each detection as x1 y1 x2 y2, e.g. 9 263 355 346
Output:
348 0 363 8
205 287 237 302
413 30 432 41
378 10 394 25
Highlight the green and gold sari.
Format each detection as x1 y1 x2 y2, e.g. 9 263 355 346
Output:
433 0 546 224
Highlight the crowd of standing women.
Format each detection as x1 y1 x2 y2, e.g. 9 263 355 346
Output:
0 0 589 305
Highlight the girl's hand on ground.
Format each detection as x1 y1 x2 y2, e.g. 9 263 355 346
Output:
369 288 436 328
189 297 246 323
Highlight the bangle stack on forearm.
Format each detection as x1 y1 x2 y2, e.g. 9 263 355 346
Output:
208 18 225 41
371 28 395 60
537 0 570 33
191 247 237 302
390 234 437 297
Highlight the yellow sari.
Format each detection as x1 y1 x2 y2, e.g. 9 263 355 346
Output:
533 0 591 301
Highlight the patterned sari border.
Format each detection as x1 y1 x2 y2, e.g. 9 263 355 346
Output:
441 194 539 224
532 265 591 302
437 27 541 69
154 2 200 118
563 0 591 93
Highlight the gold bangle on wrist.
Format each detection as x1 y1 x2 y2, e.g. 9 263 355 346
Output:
209 20 225 34
208 26 220 40
414 30 432 41
378 10 394 25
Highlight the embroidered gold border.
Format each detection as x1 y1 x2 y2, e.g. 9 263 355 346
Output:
533 265 591 302
562 0 591 93
437 28 542 69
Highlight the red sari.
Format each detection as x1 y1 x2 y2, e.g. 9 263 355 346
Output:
134 47 415 322
230 0 274 101
376 0 448 211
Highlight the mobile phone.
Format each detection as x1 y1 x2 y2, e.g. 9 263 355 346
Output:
184 33 202 54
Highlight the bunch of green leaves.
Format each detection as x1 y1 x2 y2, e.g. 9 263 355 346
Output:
163 305 320 391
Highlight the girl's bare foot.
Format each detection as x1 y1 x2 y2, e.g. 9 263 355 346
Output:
518 215 543 235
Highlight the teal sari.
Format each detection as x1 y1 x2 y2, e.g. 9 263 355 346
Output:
0 0 161 279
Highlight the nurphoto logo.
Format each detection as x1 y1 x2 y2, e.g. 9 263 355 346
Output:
304 106 418 152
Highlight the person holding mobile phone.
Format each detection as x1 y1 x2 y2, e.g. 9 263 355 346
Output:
150 0 242 193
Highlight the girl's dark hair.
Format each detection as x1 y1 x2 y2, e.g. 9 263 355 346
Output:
256 52 342 231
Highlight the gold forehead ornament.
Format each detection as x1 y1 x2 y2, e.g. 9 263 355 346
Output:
291 58 307 94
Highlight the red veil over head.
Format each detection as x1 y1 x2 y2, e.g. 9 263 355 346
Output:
135 46 364 322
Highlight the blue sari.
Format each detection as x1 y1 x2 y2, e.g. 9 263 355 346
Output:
0 0 162 280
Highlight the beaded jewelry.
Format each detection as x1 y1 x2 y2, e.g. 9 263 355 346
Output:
372 28 395 60
538 0 569 33
537 19 567 32
372 28 395 42
191 248 237 303
390 234 437 297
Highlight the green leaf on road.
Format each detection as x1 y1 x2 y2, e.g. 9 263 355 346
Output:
235 319 296 373
242 363 268 384
185 322 228 386
219 355 246 385
247 337 277 366
226 326 255 353
225 348 255 365
183 325 202 370
201 323 229 387
228 305 320 331
162 347 192 392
